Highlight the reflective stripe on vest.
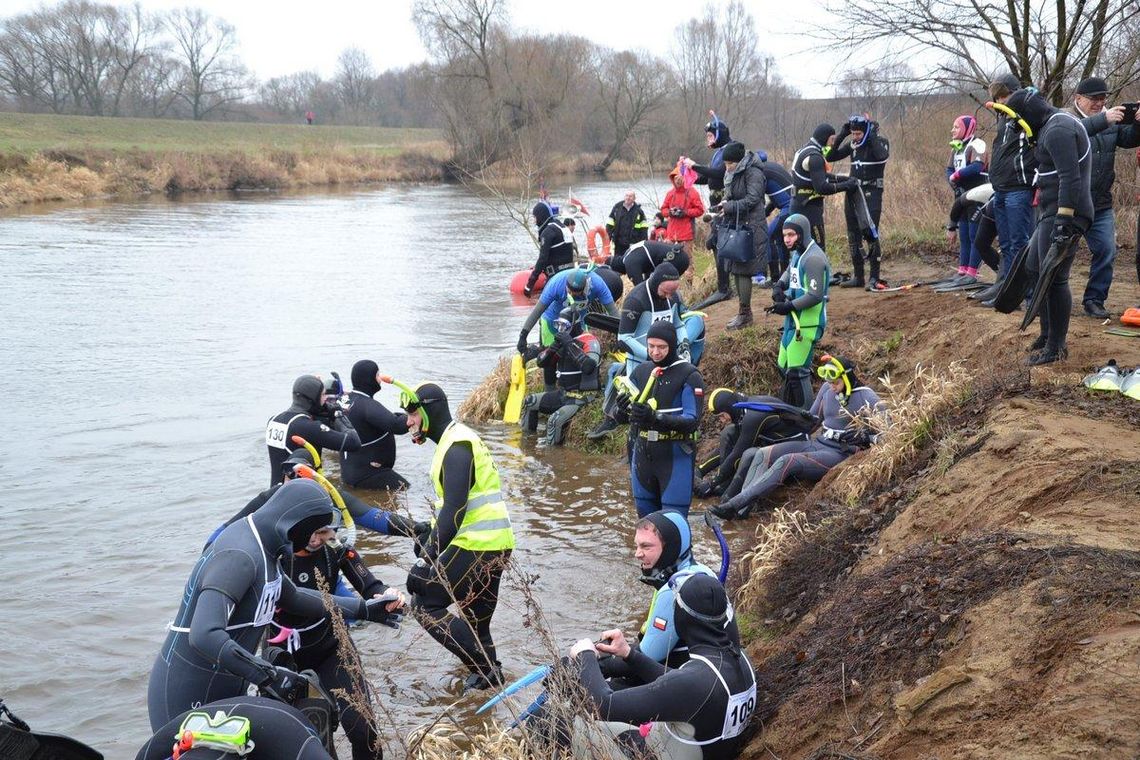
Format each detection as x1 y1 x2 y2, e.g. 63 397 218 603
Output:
429 421 515 551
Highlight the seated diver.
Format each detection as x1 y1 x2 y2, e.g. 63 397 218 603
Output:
520 306 602 445
136 696 333 760
711 355 886 520
694 388 819 499
270 524 403 760
147 479 404 731
564 574 756 760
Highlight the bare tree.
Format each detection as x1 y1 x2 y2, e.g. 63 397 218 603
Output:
165 7 248 119
334 47 376 122
824 0 1140 104
592 48 672 173
259 70 320 119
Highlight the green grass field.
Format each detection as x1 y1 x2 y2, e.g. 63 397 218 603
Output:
0 111 442 156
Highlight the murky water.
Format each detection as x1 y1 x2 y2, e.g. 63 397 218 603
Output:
0 180 724 757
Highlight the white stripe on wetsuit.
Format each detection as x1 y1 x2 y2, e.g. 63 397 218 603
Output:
662 653 757 746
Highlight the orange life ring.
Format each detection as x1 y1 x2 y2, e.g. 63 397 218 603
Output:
586 225 611 263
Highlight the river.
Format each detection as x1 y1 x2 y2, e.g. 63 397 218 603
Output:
0 179 725 757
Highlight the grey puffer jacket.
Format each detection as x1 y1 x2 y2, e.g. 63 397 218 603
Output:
1067 106 1140 210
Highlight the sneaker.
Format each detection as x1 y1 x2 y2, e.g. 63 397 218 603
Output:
586 417 619 440
1083 301 1110 319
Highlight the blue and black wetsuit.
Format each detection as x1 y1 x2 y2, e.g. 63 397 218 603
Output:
615 322 704 517
341 359 409 491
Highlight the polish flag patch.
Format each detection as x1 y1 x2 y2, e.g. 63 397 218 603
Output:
653 617 668 631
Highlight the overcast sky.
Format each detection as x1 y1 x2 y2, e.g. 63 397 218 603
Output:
0 0 853 97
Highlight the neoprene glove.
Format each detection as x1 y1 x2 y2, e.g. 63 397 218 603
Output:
1052 216 1079 243
771 301 794 315
771 286 787 304
629 401 654 425
517 330 529 354
383 513 417 538
363 595 403 628
262 666 305 704
405 558 433 597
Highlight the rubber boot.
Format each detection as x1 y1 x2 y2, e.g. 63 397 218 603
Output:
865 248 885 290
840 252 865 288
726 305 753 331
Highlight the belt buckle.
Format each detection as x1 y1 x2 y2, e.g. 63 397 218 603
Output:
646 430 659 442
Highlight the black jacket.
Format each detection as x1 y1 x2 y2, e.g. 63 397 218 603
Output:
1068 107 1140 210
606 201 649 247
989 113 1037 191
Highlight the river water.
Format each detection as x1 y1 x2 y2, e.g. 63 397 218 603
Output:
0 179 725 757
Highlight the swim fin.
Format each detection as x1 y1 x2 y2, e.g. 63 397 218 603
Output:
502 354 526 424
1020 235 1077 331
992 238 1034 314
1082 360 1122 392
1121 368 1140 400
693 290 732 310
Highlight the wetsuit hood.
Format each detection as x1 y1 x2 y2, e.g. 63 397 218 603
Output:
1005 87 1054 135
291 374 324 415
848 114 872 147
706 116 730 148
409 382 453 444
783 213 814 252
646 262 679 299
250 478 339 557
647 319 678 368
709 387 745 420
351 359 381 397
675 573 734 649
640 510 693 588
533 201 554 228
812 122 835 147
280 447 316 480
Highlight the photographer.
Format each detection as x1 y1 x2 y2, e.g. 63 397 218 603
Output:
1066 77 1140 319
661 165 704 265
265 374 361 487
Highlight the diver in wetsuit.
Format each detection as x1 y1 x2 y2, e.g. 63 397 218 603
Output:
790 123 858 250
400 383 515 691
147 479 404 730
272 526 403 759
621 240 692 286
769 213 831 409
614 321 704 517
684 113 734 308
517 265 618 391
524 201 577 297
136 696 333 760
341 360 409 491
1001 87 1094 365
520 307 602 445
266 375 361 487
759 156 796 280
711 356 886 520
693 388 817 499
568 573 757 759
829 115 891 290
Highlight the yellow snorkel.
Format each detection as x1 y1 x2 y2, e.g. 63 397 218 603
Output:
293 463 356 547
817 353 853 399
380 375 429 444
987 101 1033 138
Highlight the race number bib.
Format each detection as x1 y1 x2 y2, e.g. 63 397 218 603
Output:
788 267 801 291
721 683 757 739
252 576 282 628
265 420 290 450
650 309 673 324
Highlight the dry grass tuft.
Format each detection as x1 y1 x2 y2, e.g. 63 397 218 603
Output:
737 508 817 611
830 362 971 506
457 356 512 423
409 722 528 760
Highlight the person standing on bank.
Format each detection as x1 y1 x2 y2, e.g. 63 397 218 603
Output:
828 115 890 290
606 190 650 264
1066 76 1140 319
791 123 858 249
712 141 768 330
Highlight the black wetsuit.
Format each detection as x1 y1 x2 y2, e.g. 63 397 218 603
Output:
275 545 390 759
702 395 816 495
526 203 576 294
621 241 691 285
576 575 756 760
136 697 332 760
615 324 703 517
341 360 409 491
1019 93 1094 355
523 330 602 445
147 480 386 731
829 121 890 284
266 376 360 487
791 127 853 250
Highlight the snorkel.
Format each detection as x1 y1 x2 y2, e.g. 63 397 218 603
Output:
381 375 429 444
292 462 356 547
290 434 322 471
986 100 1034 138
818 353 853 402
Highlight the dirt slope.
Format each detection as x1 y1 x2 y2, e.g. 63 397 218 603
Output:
725 259 1140 760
